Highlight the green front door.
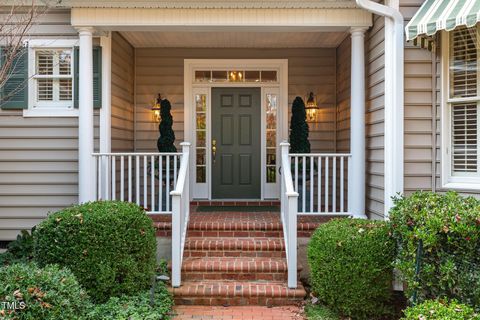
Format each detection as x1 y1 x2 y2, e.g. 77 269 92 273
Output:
212 87 261 199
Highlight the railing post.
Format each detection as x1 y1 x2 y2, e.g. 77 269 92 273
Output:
287 194 298 288
171 193 181 287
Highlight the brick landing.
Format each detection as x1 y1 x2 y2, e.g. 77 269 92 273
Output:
173 305 305 320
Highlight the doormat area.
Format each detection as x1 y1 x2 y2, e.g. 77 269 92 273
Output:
195 205 279 212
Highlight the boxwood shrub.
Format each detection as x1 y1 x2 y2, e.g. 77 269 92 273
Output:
34 201 157 303
307 218 396 319
402 299 479 320
0 263 90 320
390 191 480 308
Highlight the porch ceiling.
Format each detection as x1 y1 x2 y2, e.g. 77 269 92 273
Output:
120 31 349 48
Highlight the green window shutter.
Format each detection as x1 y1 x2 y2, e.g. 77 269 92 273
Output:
0 47 28 110
74 46 102 109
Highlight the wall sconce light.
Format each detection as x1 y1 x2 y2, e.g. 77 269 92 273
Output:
305 92 319 122
151 93 162 122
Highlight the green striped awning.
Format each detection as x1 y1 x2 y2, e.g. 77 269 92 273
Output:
406 0 480 41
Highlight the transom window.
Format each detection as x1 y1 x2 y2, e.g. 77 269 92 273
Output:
194 70 278 83
33 49 73 108
442 26 480 188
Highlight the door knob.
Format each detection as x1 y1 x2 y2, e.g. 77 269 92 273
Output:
212 139 217 164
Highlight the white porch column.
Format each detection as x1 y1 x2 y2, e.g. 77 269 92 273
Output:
348 27 367 219
78 27 95 203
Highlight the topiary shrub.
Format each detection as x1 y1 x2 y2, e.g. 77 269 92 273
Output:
33 201 157 303
0 263 90 320
308 218 396 319
85 281 173 320
402 299 479 320
390 191 480 309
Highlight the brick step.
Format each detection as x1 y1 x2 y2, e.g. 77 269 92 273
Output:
171 281 306 306
184 238 286 258
181 257 289 281
187 230 283 238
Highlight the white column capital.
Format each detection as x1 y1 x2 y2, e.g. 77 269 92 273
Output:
76 27 95 35
350 27 368 36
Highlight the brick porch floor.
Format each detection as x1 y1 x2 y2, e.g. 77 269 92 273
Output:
172 305 305 320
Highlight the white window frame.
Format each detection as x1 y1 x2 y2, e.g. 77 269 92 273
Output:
24 39 79 117
440 27 480 190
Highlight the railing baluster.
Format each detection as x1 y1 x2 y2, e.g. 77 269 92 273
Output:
136 156 140 205
294 156 299 193
143 156 147 207
97 156 102 199
302 156 306 213
166 155 170 212
105 155 110 200
310 155 313 213
120 156 124 201
325 157 329 213
340 156 344 213
158 155 163 212
151 155 155 212
128 156 132 202
318 156 322 213
174 155 178 188
111 156 116 200
332 157 337 213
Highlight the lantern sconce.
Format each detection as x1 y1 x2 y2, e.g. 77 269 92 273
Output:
151 93 162 122
305 92 319 122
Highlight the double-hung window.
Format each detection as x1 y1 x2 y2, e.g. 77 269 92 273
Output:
442 26 480 189
25 39 78 117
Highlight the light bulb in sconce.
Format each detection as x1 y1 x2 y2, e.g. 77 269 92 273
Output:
151 93 162 122
305 92 319 122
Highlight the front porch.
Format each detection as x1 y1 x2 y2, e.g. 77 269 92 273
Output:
71 4 380 300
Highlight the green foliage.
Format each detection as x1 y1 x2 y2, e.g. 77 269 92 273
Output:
289 96 310 154
85 282 173 320
0 263 90 320
0 230 34 266
33 201 157 303
305 304 340 320
390 191 480 308
157 98 177 153
402 299 479 320
308 218 396 319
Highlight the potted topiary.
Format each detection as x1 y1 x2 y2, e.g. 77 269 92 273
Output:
289 96 313 211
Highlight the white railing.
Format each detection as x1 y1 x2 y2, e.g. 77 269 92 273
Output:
280 142 299 288
93 151 182 214
290 152 352 215
280 142 352 289
93 142 191 287
170 142 190 287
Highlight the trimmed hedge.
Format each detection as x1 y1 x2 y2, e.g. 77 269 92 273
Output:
307 218 396 319
85 282 173 320
0 263 90 320
402 300 479 320
390 191 480 308
0 230 34 266
34 201 157 303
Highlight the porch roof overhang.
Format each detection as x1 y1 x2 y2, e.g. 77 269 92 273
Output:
61 0 358 9
70 7 372 30
406 0 480 41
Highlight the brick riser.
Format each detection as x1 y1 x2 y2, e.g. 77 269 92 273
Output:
172 211 307 306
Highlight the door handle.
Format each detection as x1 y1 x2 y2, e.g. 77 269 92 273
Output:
212 139 217 164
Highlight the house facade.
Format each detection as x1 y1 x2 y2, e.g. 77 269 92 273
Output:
0 0 478 244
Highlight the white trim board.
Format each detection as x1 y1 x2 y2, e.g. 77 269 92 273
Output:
184 59 288 200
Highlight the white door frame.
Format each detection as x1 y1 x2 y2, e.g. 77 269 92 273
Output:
184 59 288 200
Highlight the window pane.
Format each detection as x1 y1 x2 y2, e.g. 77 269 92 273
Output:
36 51 53 75
452 103 478 174
261 71 277 82
37 79 53 100
450 28 478 98
212 71 228 82
245 71 260 82
59 79 72 100
195 70 211 82
58 50 72 75
266 93 277 183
